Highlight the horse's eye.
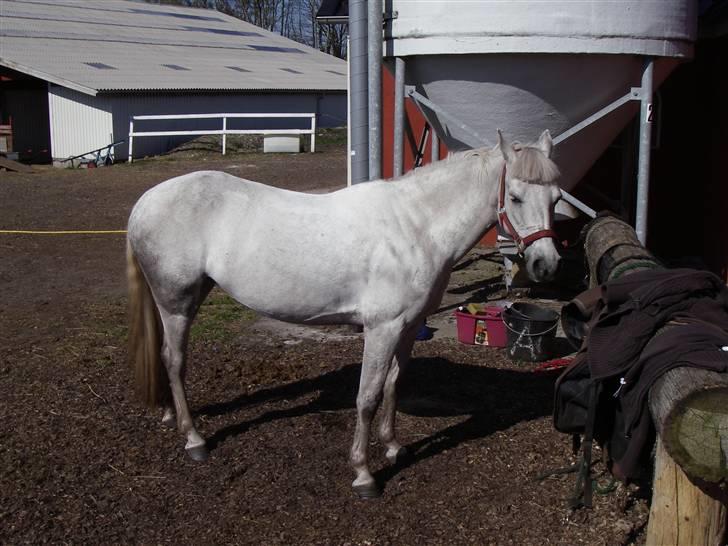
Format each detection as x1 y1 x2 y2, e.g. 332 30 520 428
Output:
510 195 523 205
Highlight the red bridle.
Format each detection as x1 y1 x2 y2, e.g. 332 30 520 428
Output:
497 163 558 256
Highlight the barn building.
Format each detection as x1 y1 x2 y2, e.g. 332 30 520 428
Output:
0 0 347 164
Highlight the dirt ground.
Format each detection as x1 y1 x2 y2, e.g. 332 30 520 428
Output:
0 138 650 545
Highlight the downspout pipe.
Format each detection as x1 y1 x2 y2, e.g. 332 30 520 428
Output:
367 0 383 180
349 0 369 184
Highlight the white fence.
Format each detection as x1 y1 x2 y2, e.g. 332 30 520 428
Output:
127 112 316 162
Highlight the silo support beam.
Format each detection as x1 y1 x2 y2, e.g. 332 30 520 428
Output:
635 57 654 246
408 89 486 148
393 57 405 178
431 127 439 163
552 92 637 146
408 89 597 218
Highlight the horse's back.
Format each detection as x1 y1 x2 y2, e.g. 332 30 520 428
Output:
127 171 374 322
128 170 310 245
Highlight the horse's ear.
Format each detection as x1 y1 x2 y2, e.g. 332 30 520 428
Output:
497 129 515 162
536 129 553 158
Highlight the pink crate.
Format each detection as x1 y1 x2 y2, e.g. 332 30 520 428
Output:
454 307 507 347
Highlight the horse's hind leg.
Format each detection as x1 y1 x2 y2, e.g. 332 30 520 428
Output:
156 279 214 461
378 327 416 465
351 323 401 498
158 309 209 460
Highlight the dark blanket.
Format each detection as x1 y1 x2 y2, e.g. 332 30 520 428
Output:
555 268 728 480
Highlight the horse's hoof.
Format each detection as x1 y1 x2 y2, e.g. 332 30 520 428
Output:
185 445 209 462
386 446 412 466
161 415 176 429
353 482 382 499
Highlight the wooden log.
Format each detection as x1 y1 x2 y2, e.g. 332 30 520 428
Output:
579 214 728 542
649 367 728 485
646 438 727 546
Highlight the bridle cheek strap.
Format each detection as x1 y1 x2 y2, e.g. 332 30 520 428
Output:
497 163 559 256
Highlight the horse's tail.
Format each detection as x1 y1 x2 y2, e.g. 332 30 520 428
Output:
127 240 167 407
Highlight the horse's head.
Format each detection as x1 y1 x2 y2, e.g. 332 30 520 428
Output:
497 129 562 282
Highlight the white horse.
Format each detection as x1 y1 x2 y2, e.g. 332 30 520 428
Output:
126 130 562 498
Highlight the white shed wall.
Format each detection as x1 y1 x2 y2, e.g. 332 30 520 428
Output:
48 85 113 160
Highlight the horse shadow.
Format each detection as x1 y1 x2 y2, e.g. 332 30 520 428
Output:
198 353 559 490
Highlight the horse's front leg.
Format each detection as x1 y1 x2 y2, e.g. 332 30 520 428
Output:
351 322 401 499
378 326 417 465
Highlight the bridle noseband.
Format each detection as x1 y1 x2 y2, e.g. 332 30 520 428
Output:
497 162 558 256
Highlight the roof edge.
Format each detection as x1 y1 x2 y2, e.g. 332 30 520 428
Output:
97 88 348 95
0 58 98 96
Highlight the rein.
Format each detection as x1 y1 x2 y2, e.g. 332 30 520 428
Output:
497 162 558 256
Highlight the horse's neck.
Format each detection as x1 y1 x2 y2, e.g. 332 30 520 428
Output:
403 153 502 264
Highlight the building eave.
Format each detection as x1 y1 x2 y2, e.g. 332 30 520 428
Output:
0 58 98 96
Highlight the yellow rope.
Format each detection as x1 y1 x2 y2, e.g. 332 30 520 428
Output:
0 229 127 235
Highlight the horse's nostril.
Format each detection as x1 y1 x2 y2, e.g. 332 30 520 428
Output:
532 258 544 276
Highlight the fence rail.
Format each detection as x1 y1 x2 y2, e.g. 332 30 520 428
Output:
127 113 316 162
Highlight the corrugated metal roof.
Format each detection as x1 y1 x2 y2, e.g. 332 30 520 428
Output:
0 0 348 96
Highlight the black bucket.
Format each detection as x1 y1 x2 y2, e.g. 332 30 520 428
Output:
502 302 559 362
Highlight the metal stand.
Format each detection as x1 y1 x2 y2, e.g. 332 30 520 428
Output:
404 58 655 231
393 57 655 291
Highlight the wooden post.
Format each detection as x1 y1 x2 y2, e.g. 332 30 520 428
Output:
646 438 727 546
646 366 728 545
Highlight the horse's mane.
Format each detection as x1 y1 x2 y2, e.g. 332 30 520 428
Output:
508 146 560 184
435 141 560 183
390 137 559 186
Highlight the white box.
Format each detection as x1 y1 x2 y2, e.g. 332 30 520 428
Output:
263 135 301 153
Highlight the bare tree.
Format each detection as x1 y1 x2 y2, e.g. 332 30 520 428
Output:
141 0 347 58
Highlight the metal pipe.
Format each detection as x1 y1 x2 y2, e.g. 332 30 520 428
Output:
431 127 439 163
635 57 654 245
349 0 368 184
560 189 597 219
393 57 405 177
367 0 383 180
346 35 351 186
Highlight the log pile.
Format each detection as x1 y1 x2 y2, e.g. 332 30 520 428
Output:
580 214 728 545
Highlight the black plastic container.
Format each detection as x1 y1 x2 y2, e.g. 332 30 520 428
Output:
502 302 559 362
